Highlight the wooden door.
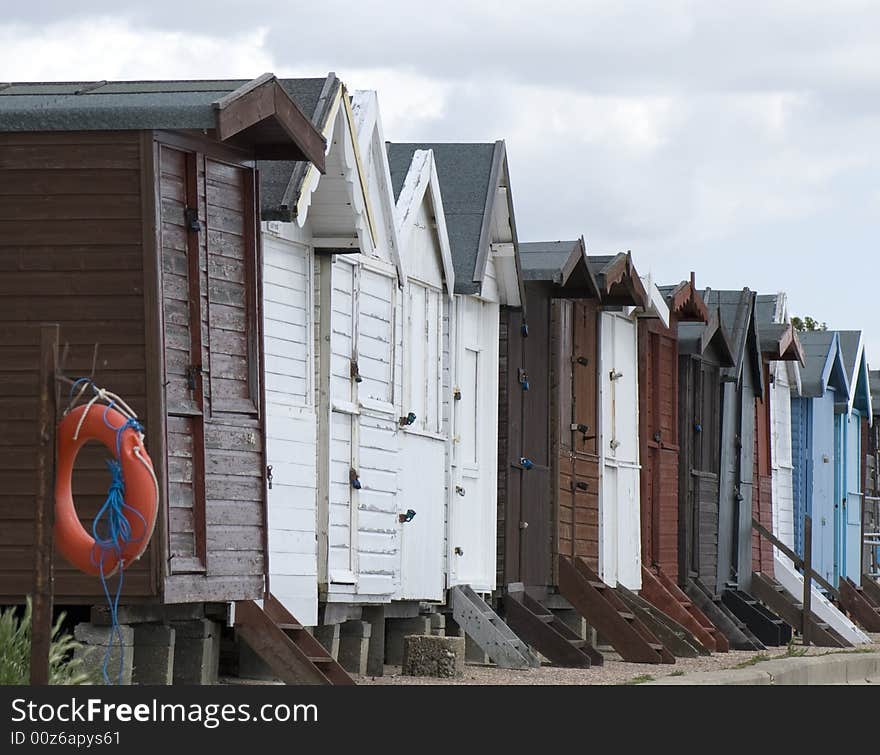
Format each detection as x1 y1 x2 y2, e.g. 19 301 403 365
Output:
556 300 600 575
600 311 642 588
680 356 721 590
736 372 756 592
159 143 266 592
844 410 863 581
503 288 552 589
639 322 680 580
752 368 774 578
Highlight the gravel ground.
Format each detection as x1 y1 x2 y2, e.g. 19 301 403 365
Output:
355 635 880 686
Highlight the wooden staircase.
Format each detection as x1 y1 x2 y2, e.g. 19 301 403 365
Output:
839 578 880 631
235 594 355 685
751 572 850 648
450 585 540 669
557 556 674 664
861 574 880 608
615 585 706 658
639 567 726 652
721 589 792 647
685 579 764 651
503 585 601 668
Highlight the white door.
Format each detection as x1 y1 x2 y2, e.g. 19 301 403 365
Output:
399 283 445 600
263 234 318 624
600 312 642 589
448 296 498 591
328 259 358 587
354 267 399 597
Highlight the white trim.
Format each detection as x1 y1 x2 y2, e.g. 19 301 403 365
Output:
394 149 455 296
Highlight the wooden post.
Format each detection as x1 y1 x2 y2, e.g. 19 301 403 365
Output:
30 323 58 685
803 514 813 647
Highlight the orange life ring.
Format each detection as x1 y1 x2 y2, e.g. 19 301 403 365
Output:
54 405 158 577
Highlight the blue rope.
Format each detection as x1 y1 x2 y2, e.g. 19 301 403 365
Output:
72 378 148 685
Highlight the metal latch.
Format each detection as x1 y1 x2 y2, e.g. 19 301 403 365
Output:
266 465 273 490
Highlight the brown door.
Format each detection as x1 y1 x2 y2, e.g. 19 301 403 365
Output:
557 299 600 575
639 323 680 579
503 288 552 589
160 143 264 580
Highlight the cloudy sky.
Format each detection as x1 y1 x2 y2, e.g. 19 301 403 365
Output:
3 2 878 361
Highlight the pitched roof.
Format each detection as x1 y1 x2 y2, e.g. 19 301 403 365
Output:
387 141 514 296
518 238 599 297
657 274 709 323
587 252 649 308
836 330 872 416
0 75 326 172
256 74 339 219
797 330 849 398
676 311 735 366
702 287 764 393
871 370 880 416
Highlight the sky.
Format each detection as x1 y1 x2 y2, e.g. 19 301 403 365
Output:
2 2 878 363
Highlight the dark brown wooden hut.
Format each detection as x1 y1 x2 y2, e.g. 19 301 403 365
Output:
0 75 325 606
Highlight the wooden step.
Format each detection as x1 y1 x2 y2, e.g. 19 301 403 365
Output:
503 589 597 668
450 585 540 669
656 569 731 653
721 589 792 647
751 572 849 648
686 579 765 651
860 575 880 608
839 578 880 631
638 567 718 652
235 596 355 685
615 584 706 658
557 557 674 664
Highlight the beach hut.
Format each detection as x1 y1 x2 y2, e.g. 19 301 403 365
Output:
388 141 523 598
834 332 872 586
591 255 652 590
638 276 708 583
496 238 598 595
865 371 880 582
791 331 849 584
701 289 765 595
0 76 357 683
387 147 455 603
754 294 803 564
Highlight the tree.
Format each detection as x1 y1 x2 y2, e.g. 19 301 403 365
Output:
791 315 828 333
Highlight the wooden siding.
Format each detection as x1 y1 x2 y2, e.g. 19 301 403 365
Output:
638 318 680 580
0 131 157 602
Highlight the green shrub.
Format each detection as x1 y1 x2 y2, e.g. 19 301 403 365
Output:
0 599 88 685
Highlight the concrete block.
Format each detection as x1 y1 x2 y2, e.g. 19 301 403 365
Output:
338 621 371 675
385 616 431 666
171 619 220 685
73 623 134 685
313 624 340 660
132 624 175 686
402 635 465 678
361 606 385 677
429 613 446 636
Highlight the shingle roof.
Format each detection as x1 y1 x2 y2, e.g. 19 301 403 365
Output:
387 142 500 295
871 370 880 416
702 288 766 395
0 77 325 132
755 294 779 327
837 331 863 387
0 75 334 219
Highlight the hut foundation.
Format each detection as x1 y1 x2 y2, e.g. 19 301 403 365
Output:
171 619 220 685
132 624 176 685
